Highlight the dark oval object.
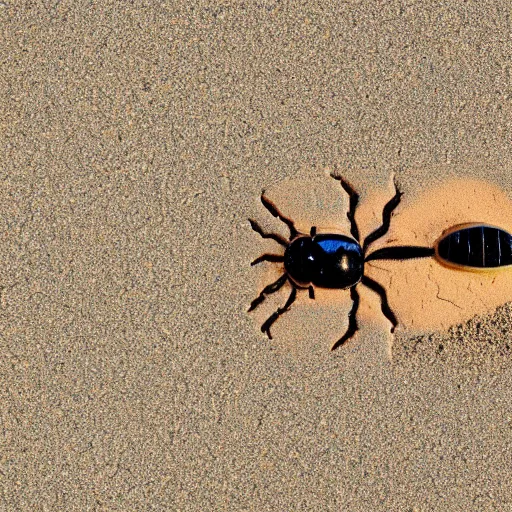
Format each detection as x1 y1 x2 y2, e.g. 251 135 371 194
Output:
284 234 364 288
435 224 512 269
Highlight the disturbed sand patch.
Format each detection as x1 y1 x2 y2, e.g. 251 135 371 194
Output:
248 175 512 357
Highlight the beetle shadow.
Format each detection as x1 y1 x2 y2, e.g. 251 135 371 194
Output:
363 177 512 334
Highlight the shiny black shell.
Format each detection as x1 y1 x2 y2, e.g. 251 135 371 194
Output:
284 234 364 288
436 224 512 268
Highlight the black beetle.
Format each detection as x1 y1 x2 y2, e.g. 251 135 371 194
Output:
248 175 512 350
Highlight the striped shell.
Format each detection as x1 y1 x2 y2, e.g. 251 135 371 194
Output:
435 223 512 269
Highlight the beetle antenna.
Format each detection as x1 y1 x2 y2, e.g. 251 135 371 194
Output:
260 283 297 339
248 273 288 312
362 182 403 254
331 286 360 350
249 219 289 247
251 254 285 266
330 174 360 242
260 193 298 240
361 275 398 333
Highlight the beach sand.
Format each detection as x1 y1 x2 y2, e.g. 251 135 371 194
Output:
2 1 512 510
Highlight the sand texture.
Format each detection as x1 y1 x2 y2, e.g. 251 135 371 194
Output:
3 1 512 510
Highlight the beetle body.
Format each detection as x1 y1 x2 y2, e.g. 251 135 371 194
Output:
284 234 364 289
248 175 404 350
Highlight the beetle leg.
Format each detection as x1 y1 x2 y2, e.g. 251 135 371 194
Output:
260 284 297 339
331 174 360 242
248 273 288 312
361 275 398 333
362 180 403 253
249 219 288 247
260 193 298 240
331 286 360 350
251 254 285 266
308 286 315 299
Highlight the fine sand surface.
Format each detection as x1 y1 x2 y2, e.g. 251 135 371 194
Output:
3 2 512 511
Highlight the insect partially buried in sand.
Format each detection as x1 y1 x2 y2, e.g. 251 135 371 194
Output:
248 175 512 350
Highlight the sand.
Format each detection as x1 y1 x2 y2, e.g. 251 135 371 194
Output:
2 1 512 510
